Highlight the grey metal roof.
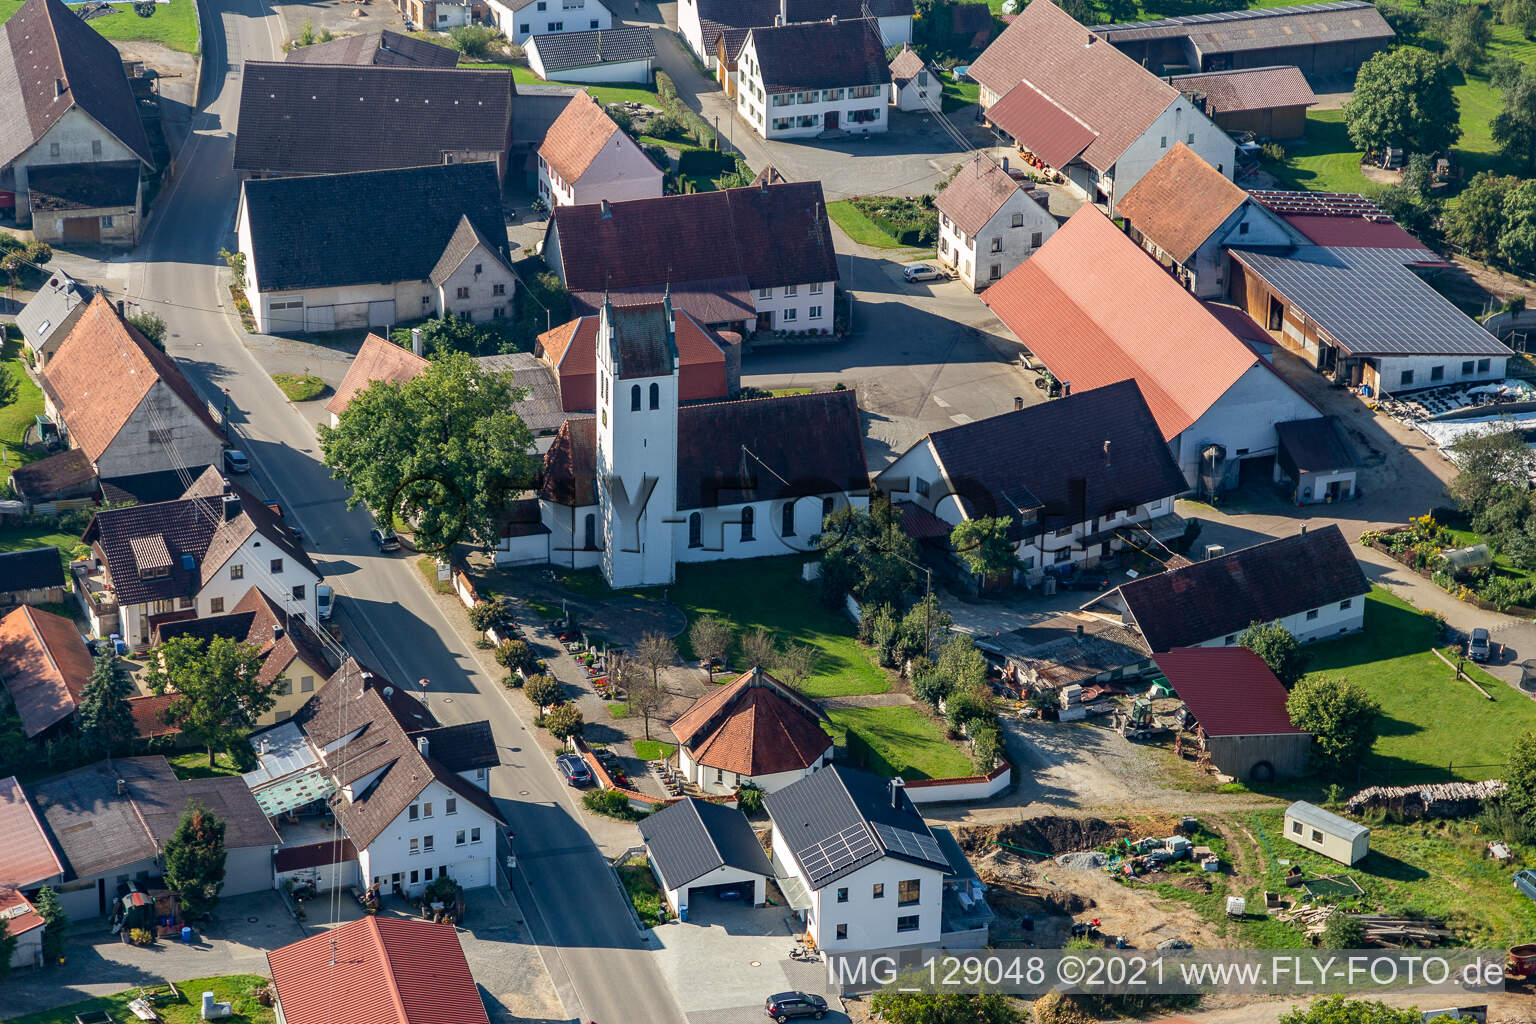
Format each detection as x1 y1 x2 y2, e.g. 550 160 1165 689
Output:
763 765 950 890
17 271 91 353
930 826 977 882
474 352 566 435
1285 800 1369 842
1092 0 1389 42
529 28 655 74
1230 246 1512 359
639 797 773 891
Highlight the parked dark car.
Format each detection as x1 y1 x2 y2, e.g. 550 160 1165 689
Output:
556 753 592 787
1468 627 1491 662
370 527 400 553
765 992 827 1021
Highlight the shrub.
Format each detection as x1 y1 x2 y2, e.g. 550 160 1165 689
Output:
1261 141 1287 162
737 784 764 814
584 788 639 820
468 602 502 632
495 638 533 671
524 674 563 708
678 149 734 177
849 195 938 246
502 673 523 689
1322 910 1365 949
448 24 502 58
129 927 155 946
543 703 584 741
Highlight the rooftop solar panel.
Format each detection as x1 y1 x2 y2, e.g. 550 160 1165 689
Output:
872 822 948 867
801 823 878 887
1094 1 1374 34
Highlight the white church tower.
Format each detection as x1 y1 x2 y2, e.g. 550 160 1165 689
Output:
595 292 680 587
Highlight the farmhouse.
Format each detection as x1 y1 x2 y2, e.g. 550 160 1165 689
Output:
487 0 614 44
1152 647 1310 781
526 28 655 83
534 307 737 412
326 333 429 428
1284 800 1369 865
284 29 460 67
679 0 913 70
967 0 1233 213
935 153 1058 292
538 92 662 207
975 613 1152 693
982 207 1320 492
1095 525 1370 650
1171 66 1316 140
734 19 891 140
1090 1 1394 75
639 797 775 915
0 0 154 241
543 180 840 334
237 163 515 334
876 380 1188 583
669 667 833 794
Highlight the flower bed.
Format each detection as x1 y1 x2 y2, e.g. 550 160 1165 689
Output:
1362 515 1536 615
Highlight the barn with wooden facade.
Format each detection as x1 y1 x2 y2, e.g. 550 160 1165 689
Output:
1171 66 1316 140
1152 647 1310 782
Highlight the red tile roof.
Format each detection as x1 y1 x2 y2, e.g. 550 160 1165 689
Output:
1151 647 1302 737
326 333 429 417
126 693 180 739
985 79 1097 171
935 153 1026 238
0 888 45 939
539 306 728 410
539 91 624 184
670 667 831 776
0 775 64 889
969 0 1178 172
0 605 94 738
1172 65 1316 115
1116 142 1247 264
889 44 926 82
1247 190 1436 254
268 916 489 1024
981 207 1259 439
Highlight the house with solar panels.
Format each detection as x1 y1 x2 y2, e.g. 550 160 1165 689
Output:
764 765 991 951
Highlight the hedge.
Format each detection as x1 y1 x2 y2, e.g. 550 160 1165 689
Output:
678 149 735 177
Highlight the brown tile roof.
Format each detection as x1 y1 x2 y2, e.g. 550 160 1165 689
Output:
42 294 222 463
1116 142 1248 264
547 180 838 295
748 18 888 93
126 693 179 739
982 207 1259 440
570 280 757 327
539 308 727 410
0 0 153 168
25 160 140 212
968 0 1178 172
985 80 1098 171
889 43 926 82
326 333 429 417
1114 524 1369 651
0 888 45 939
272 836 357 873
268 917 490 1024
0 775 64 889
284 29 460 68
8 448 96 500
1172 65 1316 115
1151 647 1301 737
539 91 625 184
0 605 93 739
670 667 831 776
155 586 330 690
935 153 1025 237
540 417 597 506
607 302 677 380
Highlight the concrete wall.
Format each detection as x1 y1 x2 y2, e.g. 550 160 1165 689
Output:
529 51 651 83
30 197 141 248
1172 363 1318 488
13 109 143 228
540 501 603 570
664 862 765 917
356 779 501 898
57 855 160 919
1107 95 1234 213
674 493 868 566
260 652 331 725
1376 353 1509 394
902 764 1011 804
738 67 890 139
489 0 612 43
90 382 225 481
1181 591 1365 647
275 856 361 894
938 188 1056 292
894 71 934 112
679 746 829 794
224 844 275 896
493 530 553 566
540 132 664 207
8 923 42 970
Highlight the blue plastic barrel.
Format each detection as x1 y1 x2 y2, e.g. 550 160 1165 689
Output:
181 926 193 943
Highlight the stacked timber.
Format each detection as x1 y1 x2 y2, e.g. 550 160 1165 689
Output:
1345 779 1505 820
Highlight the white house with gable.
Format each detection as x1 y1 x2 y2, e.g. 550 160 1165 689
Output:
935 154 1058 291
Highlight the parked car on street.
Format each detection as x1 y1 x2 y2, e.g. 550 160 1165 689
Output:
903 263 942 283
223 449 250 474
556 753 592 787
1468 628 1491 662
765 991 828 1021
316 584 334 620
370 527 400 553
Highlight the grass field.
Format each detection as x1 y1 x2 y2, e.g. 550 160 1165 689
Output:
1301 588 1536 780
940 69 978 112
1265 109 1377 196
632 739 677 761
618 857 666 926
168 749 243 779
827 704 974 780
0 523 83 570
0 0 201 53
270 373 327 403
827 200 910 249
1 338 43 487
4 976 273 1024
671 557 891 698
501 64 660 106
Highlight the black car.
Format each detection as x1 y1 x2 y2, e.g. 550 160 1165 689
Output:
765 992 827 1021
556 753 592 787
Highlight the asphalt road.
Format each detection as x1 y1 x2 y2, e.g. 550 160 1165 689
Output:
118 1 685 1020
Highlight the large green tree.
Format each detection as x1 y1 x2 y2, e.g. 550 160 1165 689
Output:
1278 996 1422 1024
143 636 272 765
319 351 539 553
164 804 227 918
1237 620 1307 689
1444 172 1518 260
950 516 1022 581
1441 1 1492 70
0 918 16 979
818 499 921 609
1287 676 1382 778
1448 428 1536 543
1343 47 1461 156
1493 66 1536 172
33 886 67 963
1504 728 1536 828
1498 180 1536 271
77 650 136 754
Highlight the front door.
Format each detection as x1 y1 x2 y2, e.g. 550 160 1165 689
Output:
389 873 402 894
824 111 838 131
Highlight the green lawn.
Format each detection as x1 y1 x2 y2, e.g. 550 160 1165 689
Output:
0 523 84 571
1 337 43 487
0 0 201 53
671 557 891 697
1301 587 1536 780
940 70 978 113
270 373 327 403
1265 109 1377 196
3 976 273 1024
768 387 814 397
168 750 243 779
618 857 666 926
827 704 974 780
632 739 677 761
827 200 909 249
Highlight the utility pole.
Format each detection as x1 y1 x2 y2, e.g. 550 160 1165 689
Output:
889 551 934 656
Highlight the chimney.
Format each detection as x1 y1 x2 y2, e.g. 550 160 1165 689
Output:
222 493 242 521
1002 155 1010 173
116 777 126 796
1062 381 1072 396
417 735 430 758
774 12 783 25
411 327 423 358
830 13 837 24
1014 396 1024 412
272 624 285 641
1300 524 1307 534
1103 439 1112 467
54 78 64 98
779 0 786 27
889 776 906 808
1085 33 1096 47
116 299 125 316
600 198 612 219
260 738 269 754
1076 624 1085 637
759 176 769 193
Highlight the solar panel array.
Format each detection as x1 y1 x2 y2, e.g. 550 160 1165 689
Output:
800 823 878 887
1249 190 1386 219
1094 0 1370 33
872 822 948 867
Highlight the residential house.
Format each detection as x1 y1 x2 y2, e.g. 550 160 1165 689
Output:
543 179 840 334
765 766 989 952
669 667 833 794
232 63 515 179
154 586 333 726
639 797 775 915
967 0 1234 212
537 92 662 208
8 450 98 504
0 775 66 970
735 19 890 139
398 0 479 30
245 660 504 899
1151 647 1310 781
1228 190 1512 393
889 44 932 112
680 0 913 70
533 306 738 412
1091 0 1393 75
78 467 321 647
522 297 869 586
16 270 91 366
268 917 491 1024
0 604 93 739
981 207 1321 491
0 887 46 969
237 162 515 334
0 549 66 607
325 333 429 428
1274 416 1358 504
876 380 1188 582
30 755 279 919
284 29 460 67
487 0 613 44
974 612 1152 694
1093 524 1370 650
0 0 153 240
1115 142 1297 299
526 28 655 83
40 295 224 481
1171 66 1316 140
935 153 1058 291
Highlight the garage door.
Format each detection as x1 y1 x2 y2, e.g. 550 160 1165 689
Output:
265 297 305 334
452 857 492 889
62 216 101 243
305 305 336 332
368 300 395 327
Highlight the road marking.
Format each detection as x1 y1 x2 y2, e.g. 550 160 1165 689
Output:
950 413 974 424
933 396 950 408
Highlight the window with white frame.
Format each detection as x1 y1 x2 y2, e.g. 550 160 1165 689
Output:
446 798 457 815
784 284 797 296
471 827 482 842
409 838 420 854
783 308 797 321
809 305 822 319
810 282 823 294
